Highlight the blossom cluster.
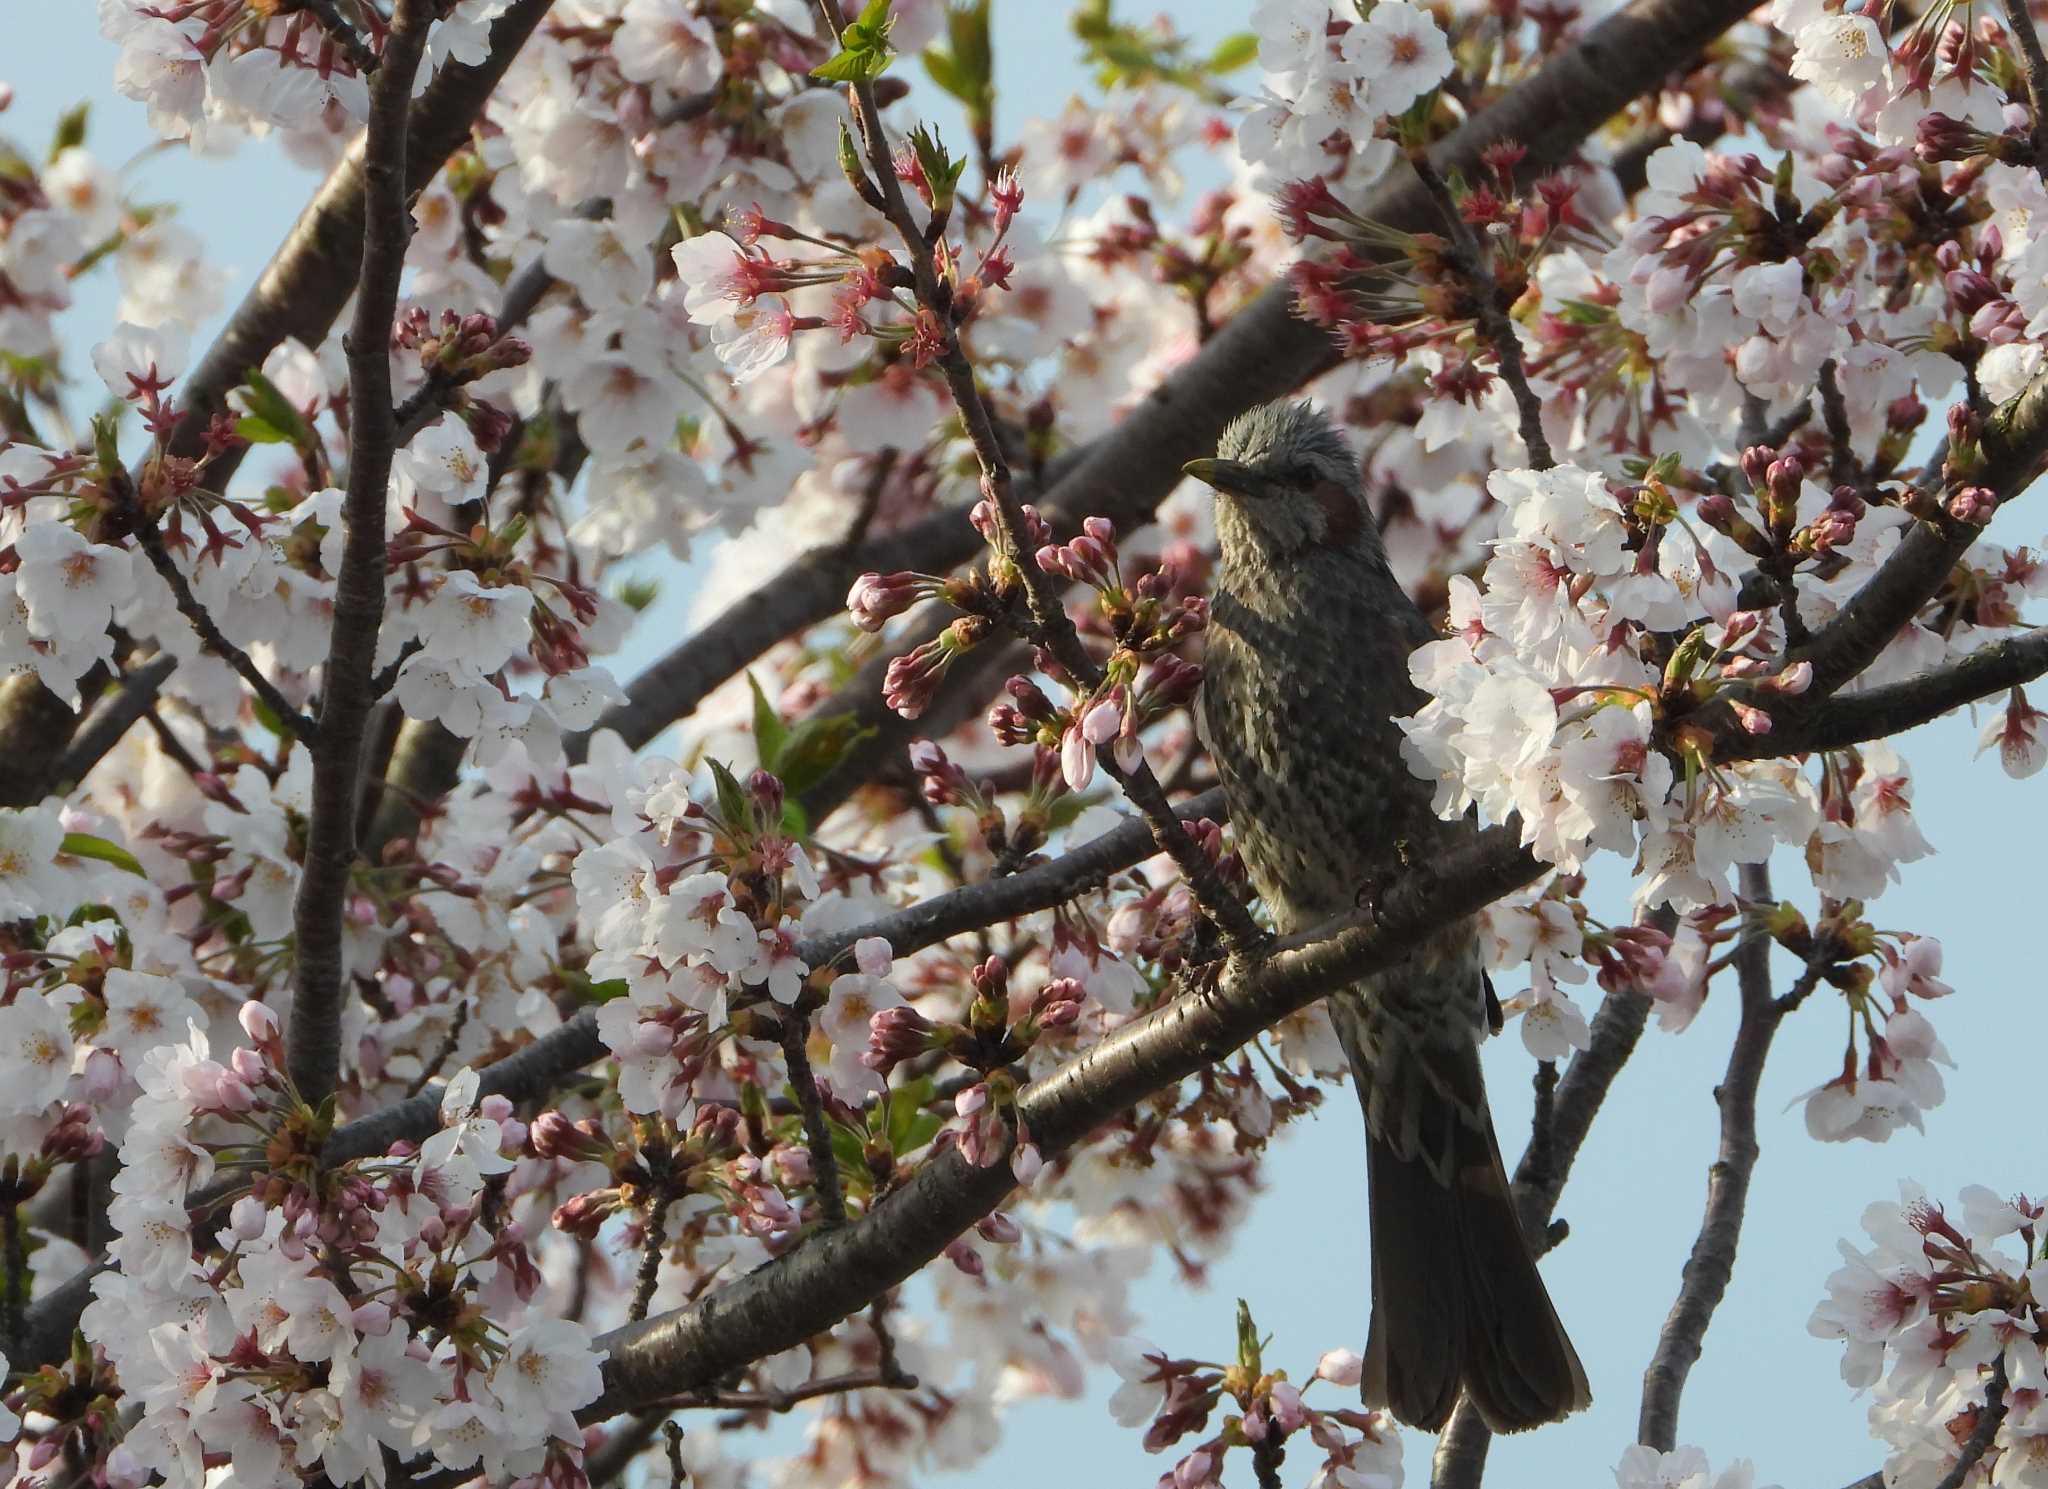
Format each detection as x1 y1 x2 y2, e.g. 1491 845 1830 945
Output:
1812 1183 2048 1488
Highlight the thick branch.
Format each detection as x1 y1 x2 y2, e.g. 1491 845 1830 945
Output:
53 653 180 788
1723 626 2048 759
13 791 1211 1366
286 0 433 1108
1638 864 1780 1450
588 822 1548 1416
1793 371 2048 699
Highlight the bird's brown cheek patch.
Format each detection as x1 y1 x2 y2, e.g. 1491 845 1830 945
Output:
1310 478 1367 550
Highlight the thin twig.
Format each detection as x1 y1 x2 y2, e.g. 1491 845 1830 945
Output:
823 14 1265 955
120 495 317 743
780 1012 848 1228
629 1187 678 1324
656 84 723 127
285 0 379 77
1410 154 1554 471
1932 1359 2009 1489
2002 0 2048 180
584 1410 670 1488
403 997 471 1098
1637 863 1781 1451
869 1295 913 1387
1817 360 1858 488
2 1200 23 1357
674 1368 917 1414
287 0 434 1108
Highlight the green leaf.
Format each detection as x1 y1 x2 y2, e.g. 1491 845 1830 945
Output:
907 123 966 213
923 0 993 121
1205 31 1258 71
813 0 897 83
706 757 751 827
828 1118 866 1175
748 672 789 772
60 832 145 878
234 415 296 446
774 712 876 799
236 369 315 454
248 692 291 743
49 103 89 160
882 1076 942 1154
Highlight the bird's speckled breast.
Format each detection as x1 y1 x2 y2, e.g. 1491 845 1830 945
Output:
1199 541 1453 934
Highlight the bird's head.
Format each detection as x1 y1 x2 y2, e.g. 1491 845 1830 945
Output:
1182 400 1374 560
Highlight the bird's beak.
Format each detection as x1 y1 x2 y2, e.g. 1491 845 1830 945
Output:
1181 456 1261 496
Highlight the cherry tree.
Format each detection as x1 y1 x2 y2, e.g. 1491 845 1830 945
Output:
0 0 2043 1486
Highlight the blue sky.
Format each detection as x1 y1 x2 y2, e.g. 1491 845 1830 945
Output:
7 8 2043 1489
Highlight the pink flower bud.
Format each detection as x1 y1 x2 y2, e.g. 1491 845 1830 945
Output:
1730 701 1773 735
1080 692 1124 745
1768 660 1814 694
631 1020 675 1056
976 1211 1022 1243
1270 1380 1307 1431
1948 485 1997 524
1011 1142 1044 1184
228 1194 268 1243
1061 723 1096 791
955 1083 989 1118
229 1046 266 1085
79 1047 122 1104
1315 1347 1364 1386
352 1301 395 1335
855 936 892 977
238 999 280 1043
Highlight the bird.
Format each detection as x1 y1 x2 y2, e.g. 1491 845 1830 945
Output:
1182 399 1590 1434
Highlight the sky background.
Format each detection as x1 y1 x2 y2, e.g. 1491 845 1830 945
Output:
5 7 2043 1489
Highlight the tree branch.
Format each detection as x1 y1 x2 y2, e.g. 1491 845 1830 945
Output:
780 1011 848 1228
1637 863 1780 1450
1409 154 1554 471
1794 370 2048 698
587 820 1550 1417
285 0 434 1109
2002 0 2048 179
53 653 180 787
121 497 317 743
1723 626 2048 759
12 789 1216 1367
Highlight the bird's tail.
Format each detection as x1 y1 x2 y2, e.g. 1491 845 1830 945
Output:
1356 1036 1591 1433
